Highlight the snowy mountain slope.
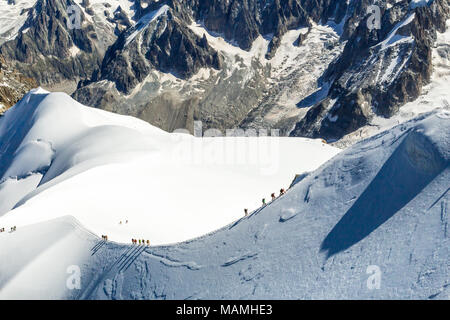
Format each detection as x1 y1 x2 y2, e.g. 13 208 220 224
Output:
72 0 138 51
0 88 340 245
81 110 449 300
0 216 98 299
73 0 137 25
0 0 142 93
71 0 450 142
0 0 104 92
0 109 448 299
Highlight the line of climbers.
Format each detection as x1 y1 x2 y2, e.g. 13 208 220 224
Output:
100 235 150 246
244 188 287 217
0 226 16 233
132 239 150 246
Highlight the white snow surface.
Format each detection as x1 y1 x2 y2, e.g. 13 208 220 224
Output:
0 88 340 247
0 109 448 299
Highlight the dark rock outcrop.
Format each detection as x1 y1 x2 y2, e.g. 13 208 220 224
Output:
2 0 448 142
93 6 222 94
0 55 37 114
290 0 450 140
0 0 102 89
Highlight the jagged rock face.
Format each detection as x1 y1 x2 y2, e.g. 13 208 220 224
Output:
183 0 348 55
0 55 37 114
1 0 449 141
73 0 349 134
0 0 138 91
290 0 450 141
72 0 450 139
78 0 350 95
0 0 102 89
95 7 222 94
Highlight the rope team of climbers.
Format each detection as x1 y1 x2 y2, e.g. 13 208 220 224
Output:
132 239 151 246
0 226 16 233
98 220 151 246
244 187 287 217
93 235 151 246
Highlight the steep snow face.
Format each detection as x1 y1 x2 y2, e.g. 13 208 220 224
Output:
0 110 448 299
124 4 169 46
0 89 340 245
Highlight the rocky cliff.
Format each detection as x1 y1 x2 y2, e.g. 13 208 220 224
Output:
1 0 448 141
0 55 37 115
290 0 450 140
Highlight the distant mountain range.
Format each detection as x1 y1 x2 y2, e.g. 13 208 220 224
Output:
0 0 449 141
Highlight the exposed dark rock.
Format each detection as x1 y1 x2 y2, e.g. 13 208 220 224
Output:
0 55 37 114
290 0 450 140
183 0 347 55
96 7 222 94
136 92 197 133
0 0 102 88
2 0 448 142
295 27 311 46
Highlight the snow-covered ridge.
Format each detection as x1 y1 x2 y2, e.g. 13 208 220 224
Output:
0 108 448 299
0 88 340 245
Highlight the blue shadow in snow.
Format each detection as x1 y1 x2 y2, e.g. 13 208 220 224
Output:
320 131 449 258
0 92 48 180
